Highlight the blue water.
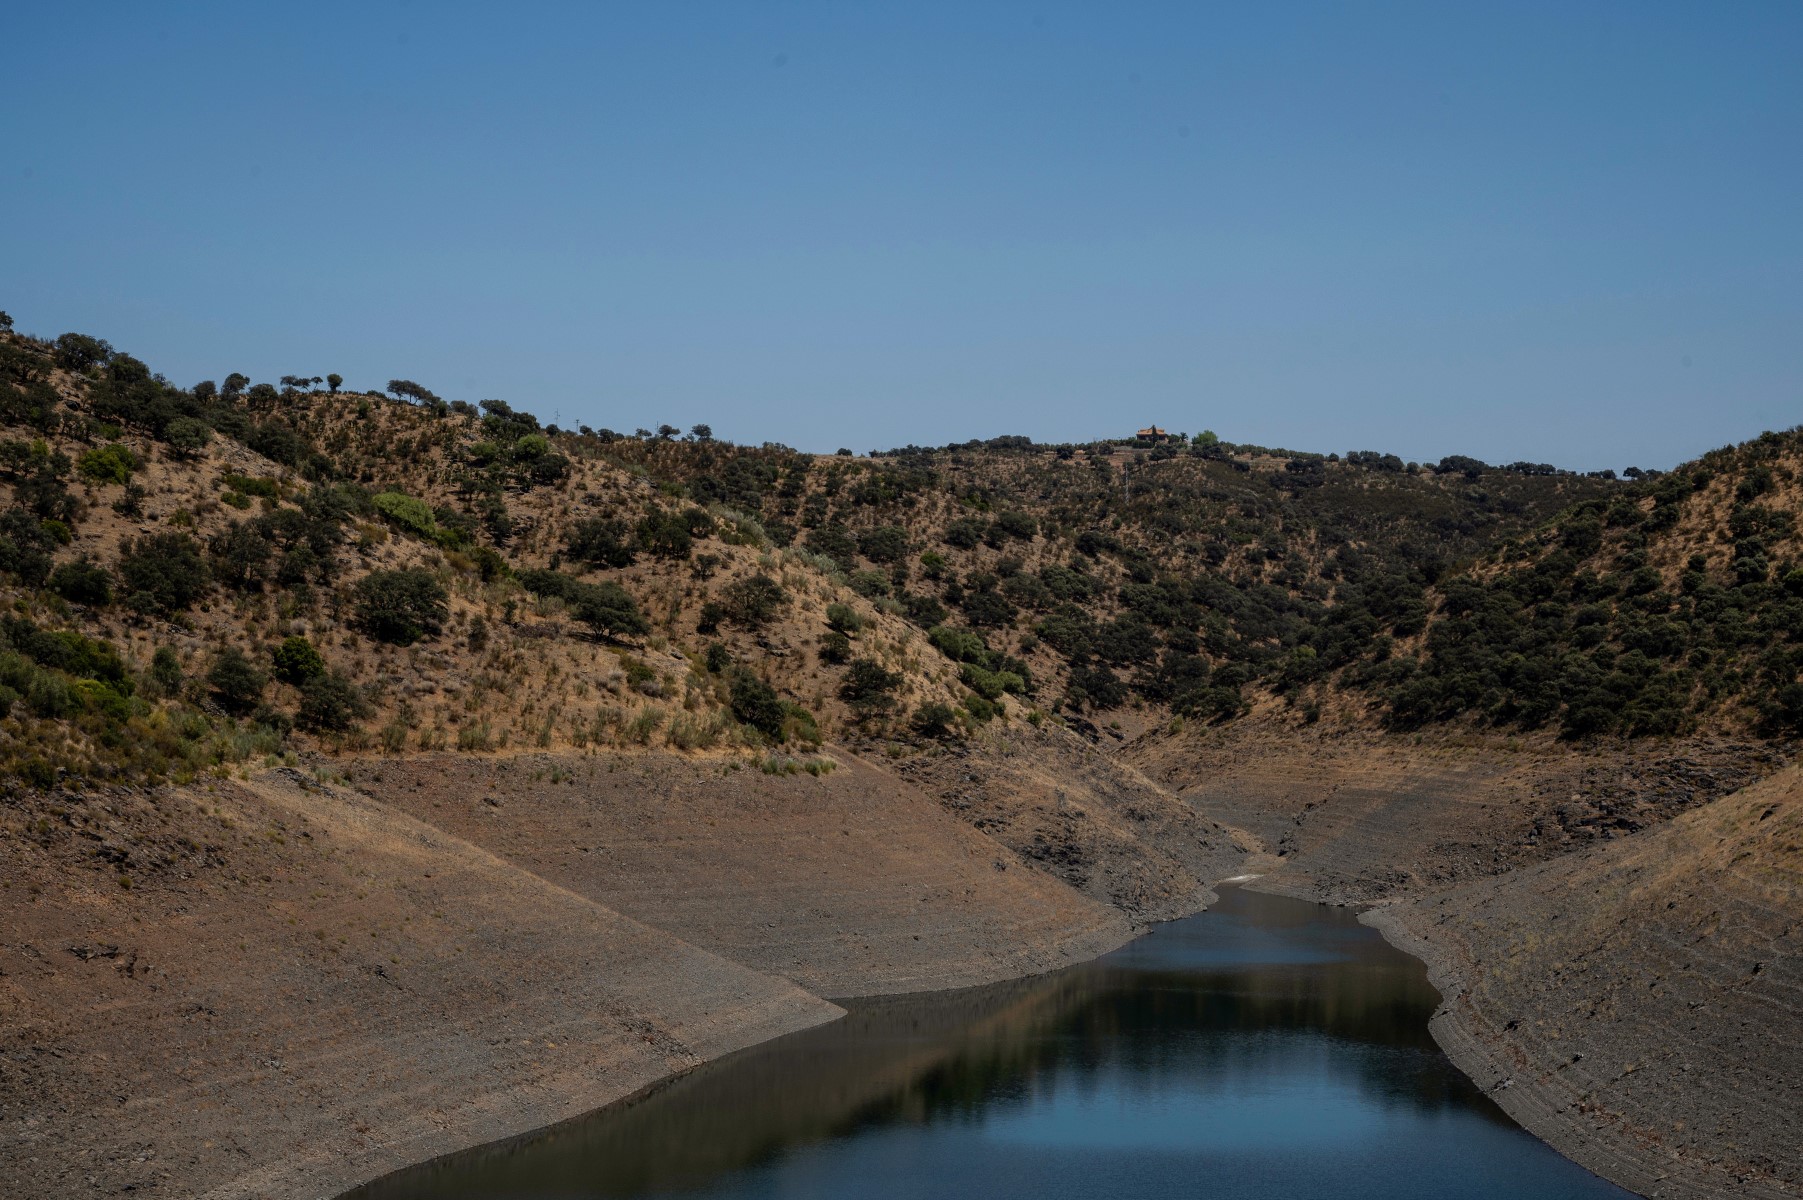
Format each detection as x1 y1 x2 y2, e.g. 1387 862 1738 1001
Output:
346 886 1631 1200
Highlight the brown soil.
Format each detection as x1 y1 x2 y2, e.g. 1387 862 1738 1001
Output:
341 747 1139 997
2 740 1203 1199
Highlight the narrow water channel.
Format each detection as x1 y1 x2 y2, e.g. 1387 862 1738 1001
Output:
347 886 1630 1199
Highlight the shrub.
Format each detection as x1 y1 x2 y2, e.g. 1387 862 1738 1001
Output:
272 635 326 685
296 670 368 732
149 645 183 694
352 568 448 644
839 659 901 713
48 558 113 606
729 670 786 738
818 630 852 664
566 517 637 568
704 641 733 673
77 443 136 485
208 648 266 714
720 573 788 629
858 525 910 564
372 491 438 539
825 602 863 634
118 532 209 613
911 701 959 738
517 568 649 638
163 417 213 459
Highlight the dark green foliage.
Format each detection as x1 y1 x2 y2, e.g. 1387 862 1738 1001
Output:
150 645 183 695
704 641 733 673
719 573 787 629
839 659 901 713
272 636 326 685
207 648 266 714
296 670 368 732
857 525 910 563
818 630 852 664
53 333 112 372
49 558 112 606
943 516 985 549
911 701 959 738
805 523 857 571
352 568 448 644
566 516 637 568
729 670 786 738
163 417 212 458
637 508 708 560
516 568 649 638
118 533 209 613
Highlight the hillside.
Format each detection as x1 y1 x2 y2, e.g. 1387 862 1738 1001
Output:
4 311 1802 1199
0 315 1652 798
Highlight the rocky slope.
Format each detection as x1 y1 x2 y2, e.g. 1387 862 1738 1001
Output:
1366 764 1803 1198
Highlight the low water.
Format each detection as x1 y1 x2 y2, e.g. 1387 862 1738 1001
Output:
348 887 1629 1199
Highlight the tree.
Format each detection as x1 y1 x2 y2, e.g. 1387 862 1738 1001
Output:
149 645 183 695
566 579 648 638
911 702 959 738
728 670 785 738
656 424 680 440
272 635 326 685
387 379 441 407
352 568 448 644
839 659 901 713
118 533 209 614
690 423 713 441
720 573 787 629
53 333 112 371
48 558 113 606
326 373 342 393
296 670 368 732
207 648 266 714
0 311 13 332
566 517 637 568
221 372 249 398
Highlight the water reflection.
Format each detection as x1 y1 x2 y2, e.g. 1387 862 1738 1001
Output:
347 887 1629 1200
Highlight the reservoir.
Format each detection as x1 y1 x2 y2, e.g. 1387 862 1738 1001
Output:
347 886 1630 1199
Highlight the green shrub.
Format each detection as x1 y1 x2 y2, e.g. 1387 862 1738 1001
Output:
163 417 212 459
296 670 368 732
150 645 183 695
118 533 209 614
911 701 959 738
77 443 136 485
824 602 863 634
720 573 788 629
372 491 438 539
272 636 326 685
818 630 852 664
839 659 901 713
48 558 113 606
729 670 786 738
208 648 266 714
352 568 448 644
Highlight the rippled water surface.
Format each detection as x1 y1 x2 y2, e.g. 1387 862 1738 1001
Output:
347 886 1629 1199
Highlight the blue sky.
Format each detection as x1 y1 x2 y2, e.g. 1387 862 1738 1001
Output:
4 2 1799 468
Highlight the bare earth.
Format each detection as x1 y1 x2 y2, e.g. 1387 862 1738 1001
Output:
4 724 1799 1199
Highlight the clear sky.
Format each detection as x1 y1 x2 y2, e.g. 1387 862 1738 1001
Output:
4 2 1799 469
